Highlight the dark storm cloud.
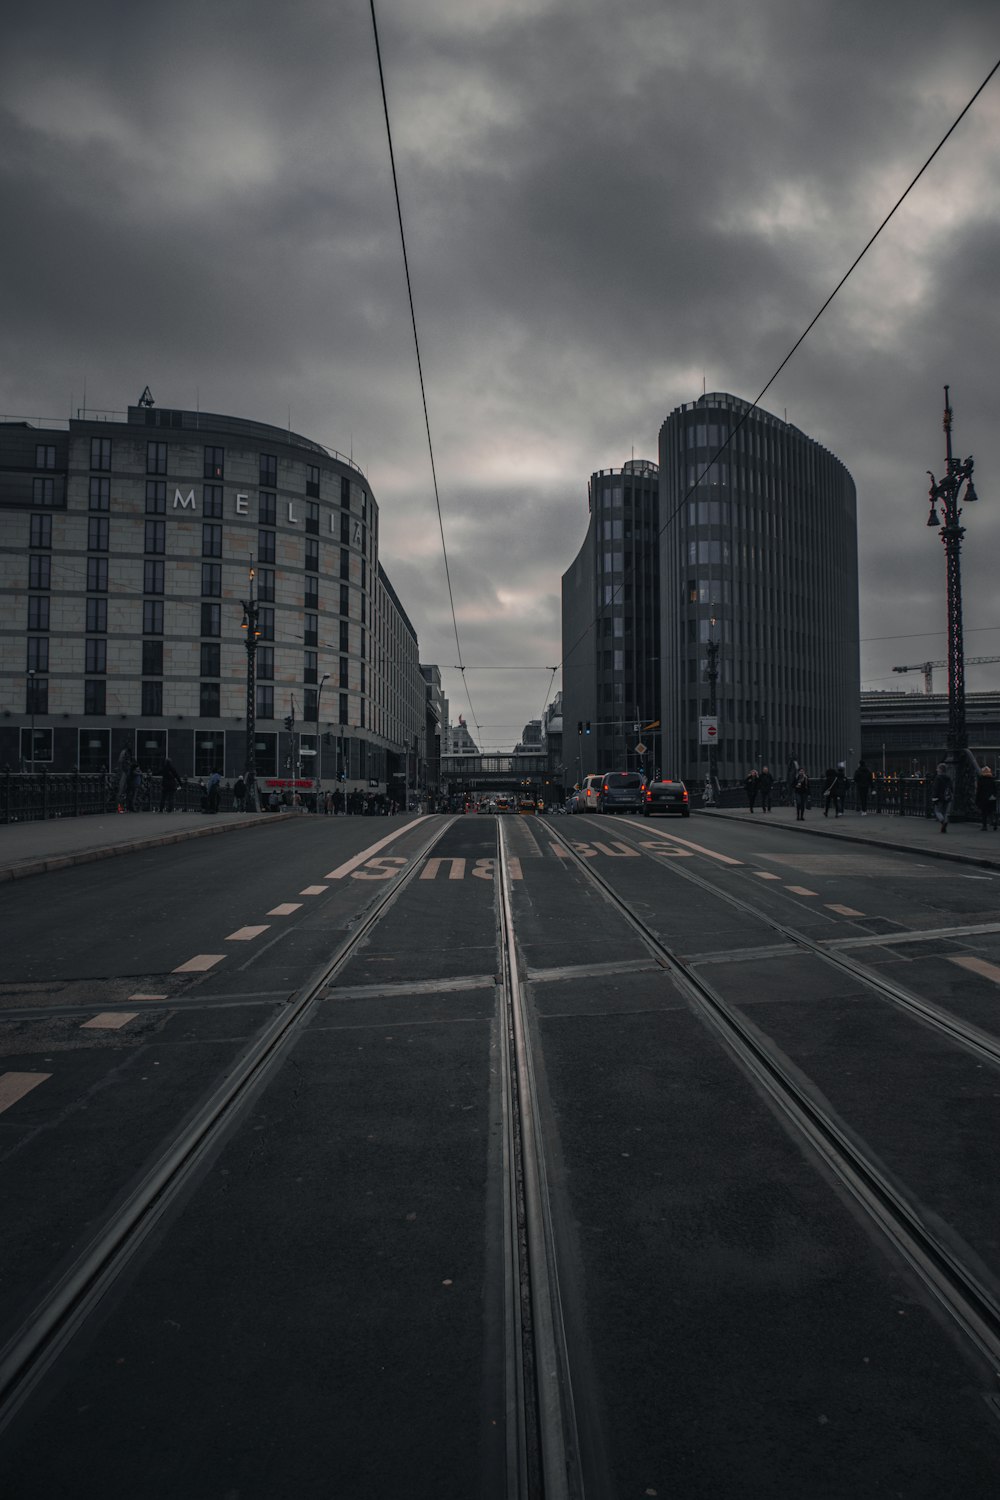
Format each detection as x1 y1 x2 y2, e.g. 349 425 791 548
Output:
2 0 999 740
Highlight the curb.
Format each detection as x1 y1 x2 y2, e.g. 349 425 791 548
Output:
694 808 1000 873
0 812 297 883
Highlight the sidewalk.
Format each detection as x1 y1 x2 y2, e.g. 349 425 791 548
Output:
698 802 1000 871
0 810 294 882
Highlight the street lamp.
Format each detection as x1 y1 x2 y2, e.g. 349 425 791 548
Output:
925 385 979 816
26 669 36 774
239 559 261 806
314 674 330 813
705 612 720 799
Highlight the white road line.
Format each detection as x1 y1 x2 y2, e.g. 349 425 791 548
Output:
300 885 328 895
81 1012 139 1030
267 903 302 916
826 904 864 917
635 827 743 865
325 817 427 879
226 925 271 941
754 871 782 880
786 886 818 896
0 1072 51 1114
173 954 226 973
128 993 168 1001
950 955 1000 985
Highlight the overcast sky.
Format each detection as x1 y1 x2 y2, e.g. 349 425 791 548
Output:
2 1 999 750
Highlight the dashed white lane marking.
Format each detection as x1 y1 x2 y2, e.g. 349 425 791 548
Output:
227 925 270 941
267 903 302 916
128 993 168 1001
173 954 226 973
950 955 1000 985
81 1012 138 1030
300 885 328 895
754 871 782 880
827 904 864 917
0 1072 51 1114
325 817 427 880
633 827 743 865
786 886 818 896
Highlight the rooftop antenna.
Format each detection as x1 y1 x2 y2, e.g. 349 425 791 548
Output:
138 385 154 408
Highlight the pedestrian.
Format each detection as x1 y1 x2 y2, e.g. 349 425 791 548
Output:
931 761 953 833
127 760 142 812
233 775 247 812
159 758 180 814
116 746 131 810
853 760 873 815
206 767 222 815
759 765 774 813
975 765 997 831
823 763 846 817
793 766 810 821
744 768 760 813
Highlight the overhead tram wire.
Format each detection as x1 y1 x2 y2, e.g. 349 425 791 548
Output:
369 0 481 741
560 54 1000 678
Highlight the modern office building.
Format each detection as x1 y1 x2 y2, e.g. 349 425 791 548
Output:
0 400 427 790
861 691 1000 776
561 459 661 781
658 392 859 783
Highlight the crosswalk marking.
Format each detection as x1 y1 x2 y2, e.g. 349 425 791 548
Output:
786 886 818 896
754 871 782 880
267 903 302 916
128 993 168 1001
950 955 1000 985
300 885 328 895
0 1072 51 1114
826 903 864 917
173 954 226 973
81 1012 139 1030
226 925 270 941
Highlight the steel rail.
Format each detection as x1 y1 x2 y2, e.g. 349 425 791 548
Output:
543 819 1000 1382
497 821 583 1499
0 816 453 1434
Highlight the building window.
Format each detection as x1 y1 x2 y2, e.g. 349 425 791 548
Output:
28 597 50 631
203 484 223 518
340 548 349 580
259 606 274 641
194 732 225 777
305 538 319 573
304 593 319 623
147 441 168 475
260 453 277 487
141 681 163 716
339 620 349 653
340 584 349 616
257 568 275 602
29 555 51 590
303 613 318 647
258 492 276 525
306 500 320 533
32 477 56 505
256 683 274 719
143 560 164 595
26 675 48 715
258 528 275 564
340 512 350 544
88 516 110 552
339 692 348 725
144 520 165 554
87 598 108 633
339 655 348 688
142 640 163 676
306 465 320 498
204 446 224 480
200 642 220 677
200 682 221 717
90 437 111 471
341 476 350 508
257 646 274 679
304 687 318 721
201 602 221 637
87 557 108 592
35 444 56 470
85 639 107 674
27 638 49 672
88 477 110 511
304 650 318 685
201 562 222 596
143 600 164 634
84 680 106 715
146 480 166 513
202 523 222 558
29 514 52 548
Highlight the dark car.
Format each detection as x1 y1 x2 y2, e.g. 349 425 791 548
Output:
598 772 646 814
643 779 690 817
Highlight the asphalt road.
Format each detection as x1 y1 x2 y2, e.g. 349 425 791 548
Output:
1 810 999 1496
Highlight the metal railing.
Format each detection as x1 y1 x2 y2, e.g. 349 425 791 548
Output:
0 772 237 824
707 778 934 817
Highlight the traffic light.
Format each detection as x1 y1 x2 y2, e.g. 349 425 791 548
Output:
284 715 294 731
577 721 583 736
585 721 591 735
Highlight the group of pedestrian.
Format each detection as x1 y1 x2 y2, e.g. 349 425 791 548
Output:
739 755 997 832
744 766 774 813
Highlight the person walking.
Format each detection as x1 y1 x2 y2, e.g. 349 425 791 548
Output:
931 762 953 833
206 767 222 815
759 765 774 813
823 763 847 817
975 765 998 831
793 766 810 821
159 758 181 814
233 775 247 812
853 760 873 815
744 768 760 813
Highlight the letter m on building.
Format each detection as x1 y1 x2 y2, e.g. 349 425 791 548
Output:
173 488 197 510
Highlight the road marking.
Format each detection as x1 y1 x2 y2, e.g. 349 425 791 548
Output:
786 886 818 896
325 818 426 879
754 871 782 880
128 993 168 1001
950 955 1000 985
639 841 693 857
267 903 302 916
300 885 328 895
81 1012 139 1030
826 904 864 917
352 856 408 881
227 925 270 941
635 827 743 865
421 858 467 881
173 954 226 973
0 1072 51 1114
590 841 641 858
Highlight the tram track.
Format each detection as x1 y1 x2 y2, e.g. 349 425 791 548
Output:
541 816 1000 1394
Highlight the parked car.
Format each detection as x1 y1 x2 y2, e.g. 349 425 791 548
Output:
563 790 581 814
643 779 690 817
494 796 512 814
577 774 605 813
598 771 646 814
518 797 536 814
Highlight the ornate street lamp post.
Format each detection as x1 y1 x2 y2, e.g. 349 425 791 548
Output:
239 560 261 807
27 669 36 774
926 386 978 816
314 673 330 813
705 611 720 799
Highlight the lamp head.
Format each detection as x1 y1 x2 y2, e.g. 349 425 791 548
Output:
926 507 940 528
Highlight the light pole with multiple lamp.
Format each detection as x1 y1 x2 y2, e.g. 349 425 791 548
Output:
704 611 720 800
926 386 979 816
314 673 330 812
26 669 36 774
239 560 261 805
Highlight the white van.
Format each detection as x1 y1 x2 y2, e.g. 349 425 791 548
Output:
577 773 605 813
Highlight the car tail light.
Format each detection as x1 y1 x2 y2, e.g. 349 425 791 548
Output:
681 788 688 802
646 789 652 801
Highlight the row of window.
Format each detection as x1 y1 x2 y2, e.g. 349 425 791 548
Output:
22 678 354 725
87 439 336 503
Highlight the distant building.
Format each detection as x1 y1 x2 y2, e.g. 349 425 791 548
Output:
446 715 479 757
861 691 1000 775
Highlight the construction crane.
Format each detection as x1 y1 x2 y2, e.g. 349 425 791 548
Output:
892 655 1000 694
